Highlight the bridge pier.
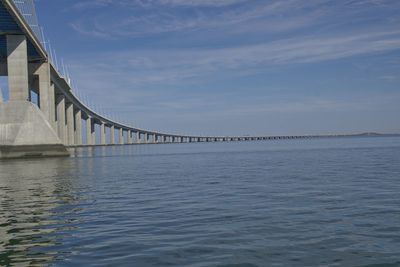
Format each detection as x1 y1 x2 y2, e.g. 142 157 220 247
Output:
128 130 133 144
85 116 92 145
7 35 29 101
66 103 75 145
110 125 115 144
75 110 82 145
119 128 124 145
91 121 96 144
100 123 106 145
56 94 66 144
136 132 141 144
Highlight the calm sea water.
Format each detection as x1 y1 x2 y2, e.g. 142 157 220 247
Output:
0 137 399 267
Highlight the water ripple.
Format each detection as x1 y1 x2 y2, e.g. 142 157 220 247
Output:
0 137 399 266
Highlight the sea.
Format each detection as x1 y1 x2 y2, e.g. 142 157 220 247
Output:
0 136 399 267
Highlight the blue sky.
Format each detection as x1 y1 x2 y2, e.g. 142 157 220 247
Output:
29 0 400 135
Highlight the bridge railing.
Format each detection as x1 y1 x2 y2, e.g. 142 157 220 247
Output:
12 0 42 42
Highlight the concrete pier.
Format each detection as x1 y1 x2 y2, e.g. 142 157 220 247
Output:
128 130 132 144
110 125 115 145
100 123 106 145
7 35 29 101
86 117 92 145
56 95 66 144
91 120 96 145
119 128 124 145
66 103 75 145
35 62 53 125
74 110 82 145
49 83 56 130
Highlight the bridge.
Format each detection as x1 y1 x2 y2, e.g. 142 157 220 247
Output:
0 0 319 159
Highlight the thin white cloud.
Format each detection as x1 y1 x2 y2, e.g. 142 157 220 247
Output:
158 0 247 7
69 0 400 39
70 30 400 88
71 0 249 9
69 0 327 38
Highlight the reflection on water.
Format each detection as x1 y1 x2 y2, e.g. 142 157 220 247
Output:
0 158 85 266
0 137 400 266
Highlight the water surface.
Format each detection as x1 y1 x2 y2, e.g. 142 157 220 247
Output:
1 137 400 266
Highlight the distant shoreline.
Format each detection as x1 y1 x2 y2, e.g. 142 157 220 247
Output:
326 133 400 138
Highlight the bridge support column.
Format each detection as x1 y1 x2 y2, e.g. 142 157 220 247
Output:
128 130 132 144
74 110 82 145
66 103 75 145
6 35 29 101
35 62 54 127
136 132 140 144
100 123 106 145
49 83 57 130
85 116 92 145
110 125 115 144
56 95 66 144
119 128 124 144
91 121 96 145
144 133 148 144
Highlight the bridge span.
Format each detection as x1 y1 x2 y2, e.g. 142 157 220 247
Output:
0 0 321 158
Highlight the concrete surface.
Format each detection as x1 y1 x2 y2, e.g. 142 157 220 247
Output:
0 101 69 158
7 35 29 101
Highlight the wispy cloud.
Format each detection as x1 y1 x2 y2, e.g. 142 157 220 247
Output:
158 0 247 7
71 0 254 9
70 30 400 89
69 0 400 39
69 0 325 38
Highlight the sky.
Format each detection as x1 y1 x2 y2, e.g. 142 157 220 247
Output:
18 0 400 135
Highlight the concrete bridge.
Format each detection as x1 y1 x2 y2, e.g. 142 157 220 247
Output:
0 0 321 159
